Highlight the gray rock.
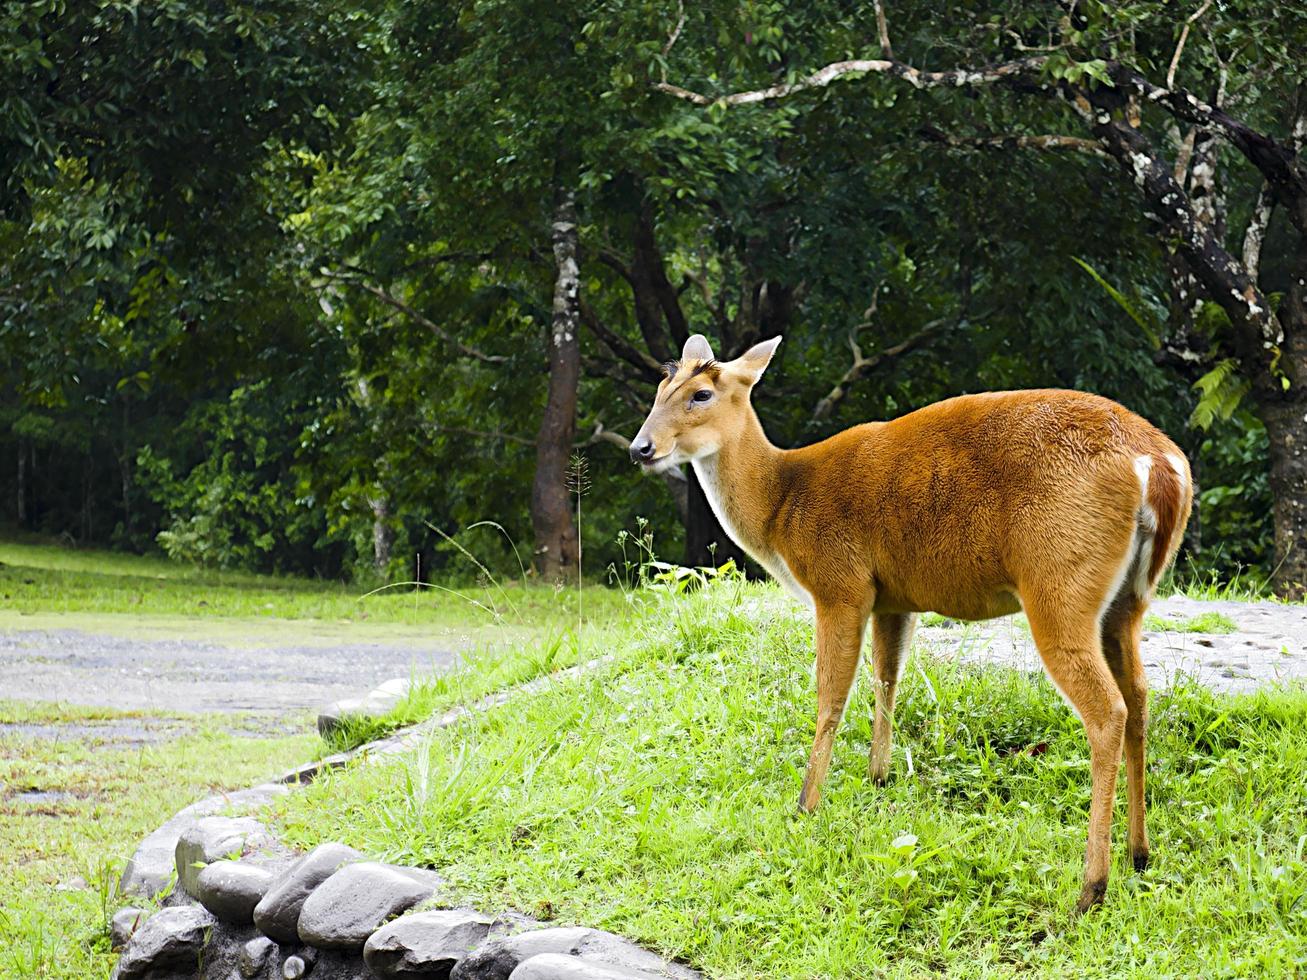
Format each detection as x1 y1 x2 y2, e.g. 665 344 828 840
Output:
253 842 363 942
197 860 276 924
174 816 271 899
297 862 440 950
318 678 409 737
239 936 277 978
509 954 670 980
450 928 697 980
283 954 308 979
110 907 147 949
364 909 494 978
115 905 217 979
120 782 288 899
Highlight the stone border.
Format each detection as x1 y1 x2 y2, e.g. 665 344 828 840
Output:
112 655 696 980
113 818 698 979
122 657 614 899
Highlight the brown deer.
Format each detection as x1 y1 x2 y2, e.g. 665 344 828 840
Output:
630 334 1192 913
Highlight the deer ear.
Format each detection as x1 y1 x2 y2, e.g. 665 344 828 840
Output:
682 334 714 362
732 336 782 386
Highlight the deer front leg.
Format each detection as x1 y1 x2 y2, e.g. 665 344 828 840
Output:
869 611 916 784
798 601 869 813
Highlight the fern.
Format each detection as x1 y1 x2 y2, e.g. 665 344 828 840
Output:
1190 358 1250 430
1071 256 1162 350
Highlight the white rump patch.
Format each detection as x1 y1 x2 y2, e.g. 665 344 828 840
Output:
1132 530 1156 600
1165 453 1188 490
1129 455 1161 599
1133 455 1156 531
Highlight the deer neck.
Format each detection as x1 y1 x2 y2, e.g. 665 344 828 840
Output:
690 404 784 560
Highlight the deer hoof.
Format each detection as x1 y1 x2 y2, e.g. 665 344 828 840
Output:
1073 879 1107 916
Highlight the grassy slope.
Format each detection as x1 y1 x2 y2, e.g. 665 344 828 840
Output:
274 581 1307 979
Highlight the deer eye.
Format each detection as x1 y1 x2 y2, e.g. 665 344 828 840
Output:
691 388 713 403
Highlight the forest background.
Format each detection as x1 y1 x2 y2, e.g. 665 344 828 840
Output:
3 0 1304 596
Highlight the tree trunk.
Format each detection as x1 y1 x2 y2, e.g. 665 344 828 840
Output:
531 189 582 581
16 440 26 525
369 495 393 573
682 467 749 570
1261 400 1307 598
1260 225 1307 598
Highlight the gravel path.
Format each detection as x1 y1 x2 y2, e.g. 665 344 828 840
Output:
918 595 1306 693
0 628 456 715
1 597 1301 729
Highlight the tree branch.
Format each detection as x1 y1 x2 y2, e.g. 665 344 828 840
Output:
662 0 685 63
921 126 1108 159
1077 88 1285 372
873 0 893 60
655 46 1304 227
1241 183 1275 285
319 270 508 364
1166 0 1215 89
811 315 951 422
1108 65 1307 227
654 55 1047 107
577 296 666 382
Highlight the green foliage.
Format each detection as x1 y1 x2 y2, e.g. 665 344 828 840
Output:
0 0 1291 586
135 383 327 572
1191 360 1252 431
1071 257 1162 350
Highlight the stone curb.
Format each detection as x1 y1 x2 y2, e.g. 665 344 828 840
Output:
121 655 615 901
112 652 693 980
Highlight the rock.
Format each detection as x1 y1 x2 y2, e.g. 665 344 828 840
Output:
114 905 217 979
175 816 270 899
197 860 276 924
318 678 410 738
239 936 277 978
509 954 671 980
110 907 147 949
120 782 288 899
253 842 363 942
450 928 697 980
283 954 308 979
364 909 494 978
297 862 440 950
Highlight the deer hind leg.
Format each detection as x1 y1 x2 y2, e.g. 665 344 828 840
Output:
798 601 868 813
869 612 916 784
1023 595 1128 914
1102 588 1150 872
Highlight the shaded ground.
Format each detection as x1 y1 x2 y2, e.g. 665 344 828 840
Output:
0 627 456 715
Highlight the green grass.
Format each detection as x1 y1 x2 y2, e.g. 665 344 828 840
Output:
321 627 601 753
1145 612 1240 634
0 535 631 977
0 701 314 978
0 535 623 634
274 581 1307 979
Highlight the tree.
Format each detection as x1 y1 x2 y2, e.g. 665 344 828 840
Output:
655 1 1307 596
531 191 583 580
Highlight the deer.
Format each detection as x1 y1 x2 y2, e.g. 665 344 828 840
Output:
629 333 1192 913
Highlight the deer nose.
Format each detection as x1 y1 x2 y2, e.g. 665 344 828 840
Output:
630 438 656 464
